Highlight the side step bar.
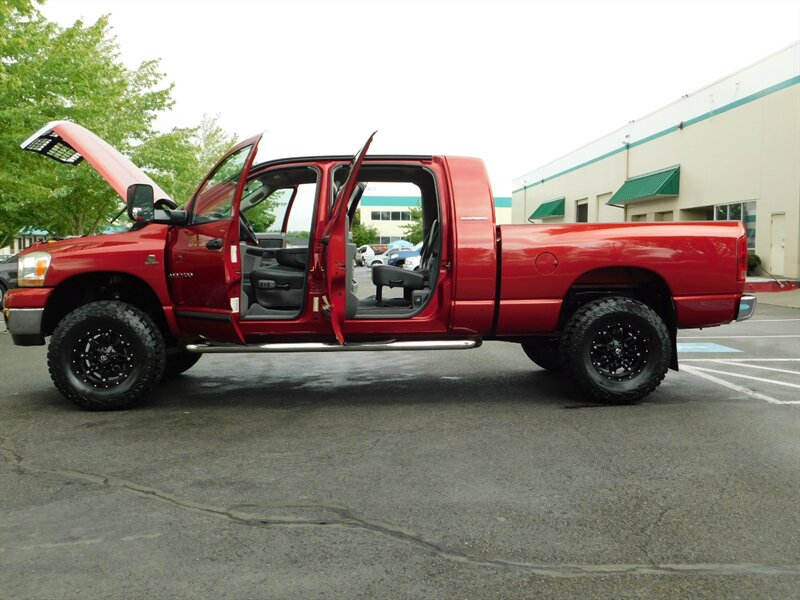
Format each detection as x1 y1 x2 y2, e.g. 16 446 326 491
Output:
185 339 481 354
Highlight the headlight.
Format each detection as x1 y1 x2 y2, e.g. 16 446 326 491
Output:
18 251 52 286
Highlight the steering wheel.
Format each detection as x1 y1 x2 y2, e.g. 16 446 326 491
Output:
239 214 259 246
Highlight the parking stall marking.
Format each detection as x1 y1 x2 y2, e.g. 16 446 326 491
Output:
681 365 800 405
685 366 800 389
681 358 800 362
734 318 800 322
677 335 800 339
709 360 800 375
677 342 741 353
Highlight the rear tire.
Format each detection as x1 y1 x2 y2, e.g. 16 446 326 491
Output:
47 301 166 410
561 297 670 404
521 337 563 372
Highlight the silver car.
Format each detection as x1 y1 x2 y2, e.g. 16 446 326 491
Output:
367 248 400 268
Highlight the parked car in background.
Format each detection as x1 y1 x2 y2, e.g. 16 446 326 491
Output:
0 253 19 306
0 253 14 262
367 247 401 268
355 244 375 266
402 254 421 271
388 242 422 267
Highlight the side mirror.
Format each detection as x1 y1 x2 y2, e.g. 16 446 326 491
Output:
127 184 155 223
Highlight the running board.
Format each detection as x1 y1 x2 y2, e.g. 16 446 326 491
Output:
185 339 481 354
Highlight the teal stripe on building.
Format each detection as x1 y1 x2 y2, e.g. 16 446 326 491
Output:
513 75 800 194
362 196 512 208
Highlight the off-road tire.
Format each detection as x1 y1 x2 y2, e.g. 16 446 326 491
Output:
163 350 202 379
47 301 166 410
561 297 670 404
521 337 563 372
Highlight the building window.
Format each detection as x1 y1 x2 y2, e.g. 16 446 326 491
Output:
655 211 674 221
576 201 588 223
369 210 412 221
631 214 647 222
714 201 756 249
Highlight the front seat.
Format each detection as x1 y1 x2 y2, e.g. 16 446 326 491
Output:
371 220 439 306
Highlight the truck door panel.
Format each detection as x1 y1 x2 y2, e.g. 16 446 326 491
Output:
167 136 262 343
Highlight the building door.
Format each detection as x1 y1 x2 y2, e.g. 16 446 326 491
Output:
770 213 786 276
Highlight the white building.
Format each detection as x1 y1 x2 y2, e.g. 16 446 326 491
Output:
361 195 512 244
513 43 800 279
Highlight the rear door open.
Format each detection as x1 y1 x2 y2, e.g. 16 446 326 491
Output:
322 132 376 344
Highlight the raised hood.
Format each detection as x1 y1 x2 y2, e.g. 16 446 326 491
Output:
20 121 173 203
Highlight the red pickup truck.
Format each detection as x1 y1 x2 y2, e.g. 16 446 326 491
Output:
4 121 755 410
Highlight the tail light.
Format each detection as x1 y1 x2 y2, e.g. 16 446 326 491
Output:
737 235 748 282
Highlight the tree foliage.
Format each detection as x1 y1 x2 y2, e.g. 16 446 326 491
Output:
130 114 237 206
350 208 378 246
244 189 287 232
0 3 198 245
401 204 424 244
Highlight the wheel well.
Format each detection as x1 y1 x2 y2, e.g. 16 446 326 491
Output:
43 273 172 342
560 267 677 369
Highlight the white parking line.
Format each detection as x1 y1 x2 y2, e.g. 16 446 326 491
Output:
681 365 800 405
710 360 800 375
739 318 800 322
687 366 800 389
677 335 800 339
681 358 800 362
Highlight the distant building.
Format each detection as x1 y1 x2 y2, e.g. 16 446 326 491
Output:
360 195 512 244
2 228 49 255
513 43 799 279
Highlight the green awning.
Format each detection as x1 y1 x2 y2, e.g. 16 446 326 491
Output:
608 166 680 206
528 197 565 221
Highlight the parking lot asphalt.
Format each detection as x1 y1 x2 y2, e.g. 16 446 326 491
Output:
1 294 798 599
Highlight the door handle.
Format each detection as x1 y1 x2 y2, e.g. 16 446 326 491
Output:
206 239 222 250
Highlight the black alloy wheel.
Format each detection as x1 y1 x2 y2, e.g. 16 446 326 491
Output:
48 301 165 410
561 297 671 404
588 321 649 382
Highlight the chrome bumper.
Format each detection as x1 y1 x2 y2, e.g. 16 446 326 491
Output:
735 295 757 321
4 307 46 346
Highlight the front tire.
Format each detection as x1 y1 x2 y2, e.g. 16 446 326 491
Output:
47 301 166 410
561 297 670 404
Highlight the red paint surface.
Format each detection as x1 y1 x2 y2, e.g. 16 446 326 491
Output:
11 122 749 346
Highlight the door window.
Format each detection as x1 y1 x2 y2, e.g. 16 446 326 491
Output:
191 145 252 224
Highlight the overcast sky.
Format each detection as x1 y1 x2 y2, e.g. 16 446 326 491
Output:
41 0 800 196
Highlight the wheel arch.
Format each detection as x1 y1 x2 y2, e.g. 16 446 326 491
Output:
559 266 678 370
43 272 174 343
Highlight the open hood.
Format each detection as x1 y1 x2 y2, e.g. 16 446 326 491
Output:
20 121 173 204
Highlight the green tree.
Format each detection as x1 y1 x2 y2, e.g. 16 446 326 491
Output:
350 209 378 246
245 189 288 232
0 5 174 242
401 204 424 244
130 114 237 206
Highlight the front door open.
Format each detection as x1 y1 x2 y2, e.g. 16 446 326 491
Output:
167 134 262 343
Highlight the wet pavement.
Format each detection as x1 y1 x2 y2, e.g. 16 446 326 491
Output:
1 300 798 599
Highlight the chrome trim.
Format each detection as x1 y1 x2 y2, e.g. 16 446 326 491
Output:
735 295 757 321
186 339 481 354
